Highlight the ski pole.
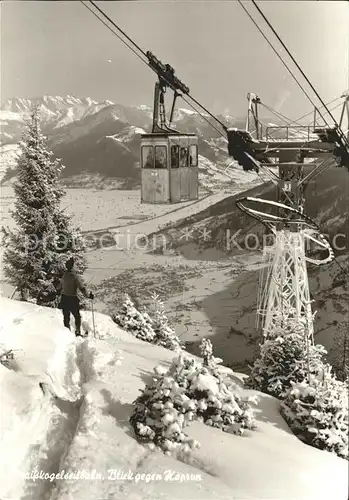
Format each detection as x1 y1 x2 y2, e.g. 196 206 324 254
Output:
91 297 97 338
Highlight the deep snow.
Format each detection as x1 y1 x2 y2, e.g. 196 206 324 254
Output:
0 297 347 500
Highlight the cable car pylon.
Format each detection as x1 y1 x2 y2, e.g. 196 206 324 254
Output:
233 93 349 345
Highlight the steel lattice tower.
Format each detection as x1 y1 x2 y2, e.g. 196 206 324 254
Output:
259 156 315 341
261 229 315 342
234 93 343 343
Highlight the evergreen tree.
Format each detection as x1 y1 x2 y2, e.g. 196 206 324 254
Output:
247 318 326 399
150 292 184 351
281 367 348 460
112 294 156 342
199 338 223 370
2 107 86 306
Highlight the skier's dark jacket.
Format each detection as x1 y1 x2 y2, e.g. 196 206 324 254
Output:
60 271 88 297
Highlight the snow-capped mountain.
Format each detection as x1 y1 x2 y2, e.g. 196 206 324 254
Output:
1 95 112 119
0 95 114 144
2 94 306 189
0 94 251 188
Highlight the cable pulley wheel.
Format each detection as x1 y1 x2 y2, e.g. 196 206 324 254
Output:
235 197 320 231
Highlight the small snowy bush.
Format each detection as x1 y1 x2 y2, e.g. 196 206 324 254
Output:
112 294 155 342
150 292 184 351
130 352 256 454
281 367 349 460
247 321 326 399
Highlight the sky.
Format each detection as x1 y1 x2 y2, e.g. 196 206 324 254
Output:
1 1 348 120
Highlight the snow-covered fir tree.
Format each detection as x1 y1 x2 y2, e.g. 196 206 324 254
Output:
112 294 156 342
130 352 256 454
199 338 223 370
247 318 326 399
150 292 184 351
2 108 86 306
281 366 349 460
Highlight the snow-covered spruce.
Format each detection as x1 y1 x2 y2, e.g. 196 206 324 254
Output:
247 321 326 399
281 367 349 460
112 294 156 343
200 338 223 369
130 353 256 454
149 292 184 351
1 108 86 306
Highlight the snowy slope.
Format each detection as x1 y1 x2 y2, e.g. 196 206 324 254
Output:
0 298 347 500
0 298 81 500
0 299 81 401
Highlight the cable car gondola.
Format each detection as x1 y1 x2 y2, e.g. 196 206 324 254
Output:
140 52 199 204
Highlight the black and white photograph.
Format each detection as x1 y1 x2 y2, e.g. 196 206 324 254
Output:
0 1 348 499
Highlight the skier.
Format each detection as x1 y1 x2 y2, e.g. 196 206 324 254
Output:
57 257 94 336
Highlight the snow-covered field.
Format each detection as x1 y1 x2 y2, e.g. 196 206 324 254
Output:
0 187 198 233
0 297 347 500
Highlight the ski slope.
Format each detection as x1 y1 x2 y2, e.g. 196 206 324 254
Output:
0 297 347 500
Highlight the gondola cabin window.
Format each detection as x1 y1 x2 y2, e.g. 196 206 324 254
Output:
189 144 198 166
155 146 167 168
171 145 179 168
142 146 154 169
179 147 189 167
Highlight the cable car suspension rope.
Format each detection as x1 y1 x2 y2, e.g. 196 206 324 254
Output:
260 100 344 137
261 99 344 129
83 0 148 61
81 1 148 66
83 0 348 151
237 0 331 130
250 0 349 148
81 0 228 137
292 95 343 126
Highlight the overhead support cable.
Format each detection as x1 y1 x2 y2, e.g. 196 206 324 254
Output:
81 1 148 65
81 0 227 135
297 96 343 124
87 0 148 59
177 95 228 140
259 97 346 141
251 0 349 147
258 95 343 129
237 1 330 127
260 103 305 127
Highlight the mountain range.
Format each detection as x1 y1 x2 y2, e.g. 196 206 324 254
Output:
1 95 253 189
